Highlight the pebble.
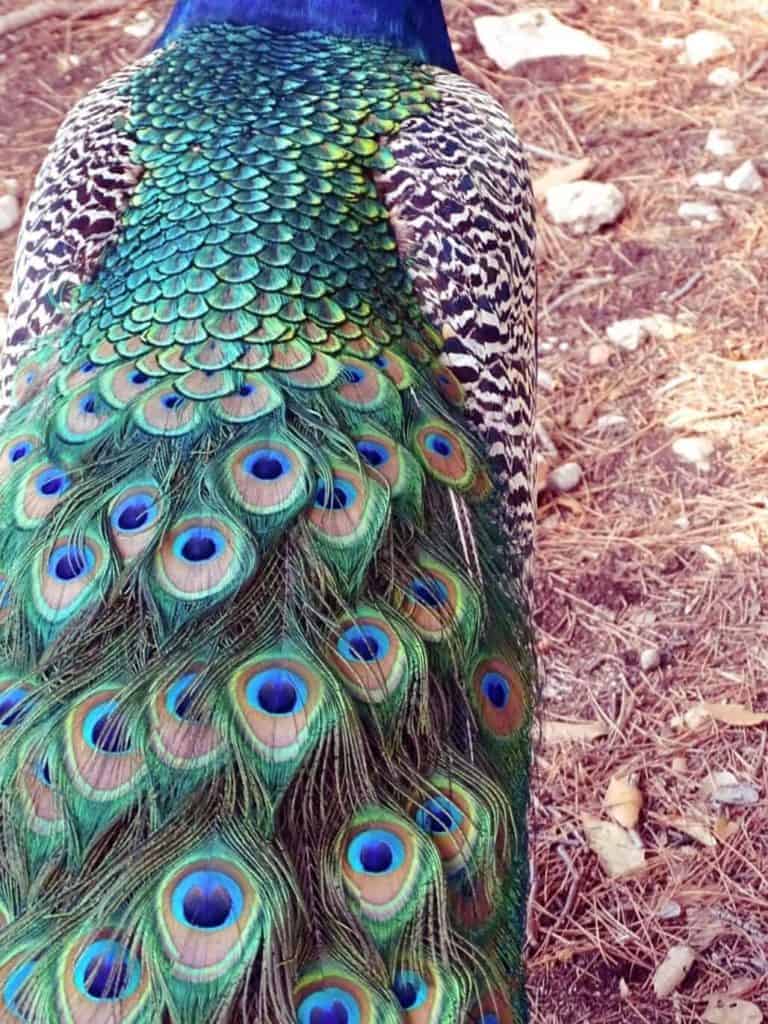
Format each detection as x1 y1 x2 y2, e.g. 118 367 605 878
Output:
724 159 763 193
537 367 555 393
594 413 629 433
588 342 613 366
678 200 722 225
474 8 610 71
705 128 737 157
691 170 724 189
640 647 661 671
707 65 740 87
0 194 20 234
672 436 714 466
545 180 625 235
680 29 735 66
711 781 760 806
606 318 648 352
548 461 582 493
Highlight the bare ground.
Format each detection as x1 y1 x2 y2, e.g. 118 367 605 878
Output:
1 1 768 1021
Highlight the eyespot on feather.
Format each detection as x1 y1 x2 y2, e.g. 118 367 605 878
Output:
108 481 165 562
328 607 410 705
132 384 202 437
150 664 223 770
229 647 331 771
64 688 145 802
154 514 255 604
57 930 149 1024
412 419 476 490
0 947 39 1023
295 961 396 1024
213 374 282 423
0 433 42 486
155 854 261 984
32 531 110 626
13 460 73 530
221 437 310 521
470 657 528 738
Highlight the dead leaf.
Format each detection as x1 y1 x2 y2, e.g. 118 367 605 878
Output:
704 995 763 1024
570 400 595 430
662 815 717 847
713 815 740 842
701 702 768 727
604 772 643 829
542 718 608 743
533 156 593 199
581 813 645 878
674 701 768 729
712 782 759 806
652 944 696 998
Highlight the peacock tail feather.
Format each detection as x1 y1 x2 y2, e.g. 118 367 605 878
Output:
0 16 536 1024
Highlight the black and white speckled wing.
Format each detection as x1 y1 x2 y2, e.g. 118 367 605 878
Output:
2 56 156 409
377 70 537 576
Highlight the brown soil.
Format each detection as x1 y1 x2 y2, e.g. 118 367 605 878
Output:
1 2 768 1022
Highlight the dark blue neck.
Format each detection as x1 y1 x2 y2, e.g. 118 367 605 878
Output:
157 0 458 71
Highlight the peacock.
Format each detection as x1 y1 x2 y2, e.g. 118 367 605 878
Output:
0 0 537 1020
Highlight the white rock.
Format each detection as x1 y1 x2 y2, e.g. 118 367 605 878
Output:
594 413 629 433
0 194 20 234
548 461 582 493
123 11 155 37
711 781 759 806
706 128 737 157
588 342 612 366
475 8 610 71
545 180 625 235
673 436 714 466
678 200 722 224
640 647 661 671
707 65 740 87
606 318 648 352
660 36 684 50
680 29 735 66
724 159 763 193
691 170 724 189
537 368 555 393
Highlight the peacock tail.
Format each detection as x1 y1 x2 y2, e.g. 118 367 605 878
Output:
0 12 536 1024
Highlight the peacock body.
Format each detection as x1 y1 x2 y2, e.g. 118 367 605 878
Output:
0 1 537 1021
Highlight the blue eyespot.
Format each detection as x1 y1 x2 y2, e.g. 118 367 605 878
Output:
83 700 132 754
79 394 101 416
355 440 389 468
393 971 428 1011
246 668 308 717
80 360 97 374
238 383 254 397
130 370 150 385
314 479 356 511
481 672 510 710
174 527 225 564
342 366 365 384
2 958 37 1017
297 987 359 1024
347 828 405 875
409 576 448 608
161 393 184 410
172 869 243 931
415 795 463 835
8 441 33 464
111 493 157 533
74 939 140 1001
166 671 204 722
244 448 291 482
36 468 71 498
337 624 390 664
425 432 453 458
0 686 34 729
48 544 94 582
